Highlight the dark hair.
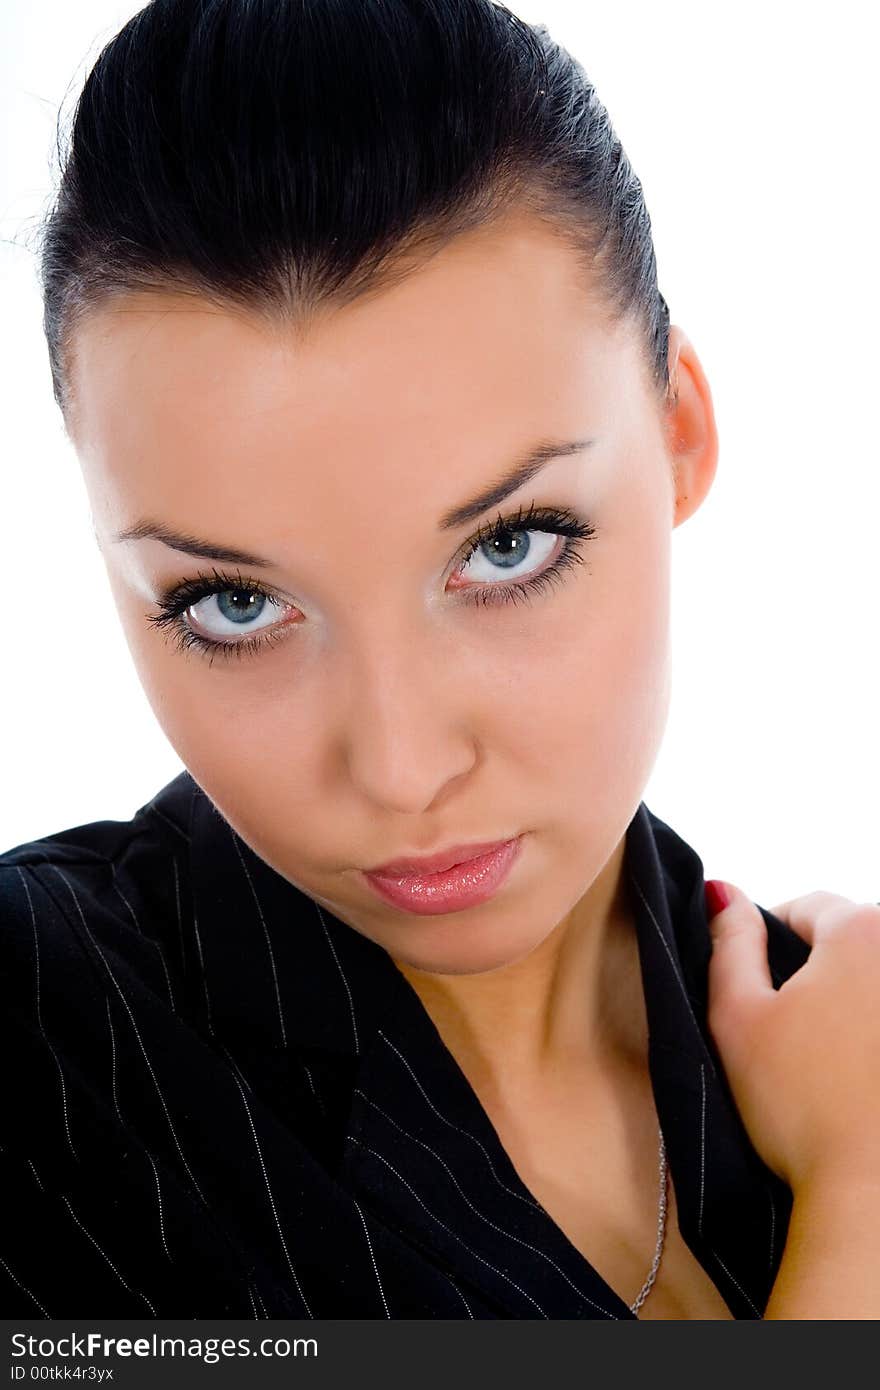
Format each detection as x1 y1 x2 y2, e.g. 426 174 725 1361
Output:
36 0 671 423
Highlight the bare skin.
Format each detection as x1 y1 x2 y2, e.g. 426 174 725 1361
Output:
65 206 744 1316
408 888 736 1318
477 1060 735 1319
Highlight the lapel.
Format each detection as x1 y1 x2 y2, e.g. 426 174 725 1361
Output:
626 806 807 1317
152 771 804 1319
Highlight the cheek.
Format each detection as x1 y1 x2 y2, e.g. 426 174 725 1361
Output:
107 580 288 809
501 521 672 810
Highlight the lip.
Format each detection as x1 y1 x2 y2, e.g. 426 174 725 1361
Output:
367 838 518 877
361 835 524 915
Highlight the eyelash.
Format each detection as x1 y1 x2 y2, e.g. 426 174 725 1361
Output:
145 501 599 666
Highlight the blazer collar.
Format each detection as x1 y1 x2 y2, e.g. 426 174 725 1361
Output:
148 770 793 1318
167 772 717 1066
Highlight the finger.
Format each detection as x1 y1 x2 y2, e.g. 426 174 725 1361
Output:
764 889 870 946
705 879 775 1040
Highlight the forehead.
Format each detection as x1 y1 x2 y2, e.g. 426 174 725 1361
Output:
68 215 643 529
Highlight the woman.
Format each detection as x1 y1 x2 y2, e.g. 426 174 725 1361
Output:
2 0 878 1320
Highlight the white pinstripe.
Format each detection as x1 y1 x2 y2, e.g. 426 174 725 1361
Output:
444 1274 475 1317
146 803 190 844
629 871 713 1064
0 1254 50 1317
106 998 120 1119
709 1248 761 1317
347 1137 551 1317
171 854 186 976
302 1061 326 1116
191 912 215 1033
60 1193 158 1315
17 866 78 1162
110 862 177 1012
352 1197 391 1317
145 1148 172 1262
106 996 172 1262
230 831 287 1047
352 1087 619 1318
312 901 360 1054
226 1065 313 1316
377 1030 543 1212
630 878 755 1314
45 864 210 1209
217 1038 254 1093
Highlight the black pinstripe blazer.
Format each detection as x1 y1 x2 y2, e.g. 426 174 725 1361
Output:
0 771 810 1319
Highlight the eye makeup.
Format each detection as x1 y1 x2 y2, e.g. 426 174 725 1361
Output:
144 500 599 666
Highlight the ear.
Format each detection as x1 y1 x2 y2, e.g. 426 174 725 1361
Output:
663 325 720 529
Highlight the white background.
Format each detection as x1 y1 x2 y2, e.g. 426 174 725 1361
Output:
1 1 877 907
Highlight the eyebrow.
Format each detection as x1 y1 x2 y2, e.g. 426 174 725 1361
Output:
111 436 596 568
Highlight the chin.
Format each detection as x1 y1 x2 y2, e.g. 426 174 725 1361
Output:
385 920 549 978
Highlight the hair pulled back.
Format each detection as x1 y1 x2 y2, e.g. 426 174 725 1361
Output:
37 0 671 420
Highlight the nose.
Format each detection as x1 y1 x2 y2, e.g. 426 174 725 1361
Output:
339 631 478 816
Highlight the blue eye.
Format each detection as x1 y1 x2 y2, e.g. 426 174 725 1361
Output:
146 567 292 665
146 502 599 665
451 503 596 609
193 586 281 636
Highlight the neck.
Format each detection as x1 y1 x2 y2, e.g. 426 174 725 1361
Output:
391 833 648 1105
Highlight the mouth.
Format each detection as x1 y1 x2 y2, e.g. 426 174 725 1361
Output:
366 838 519 877
360 835 525 916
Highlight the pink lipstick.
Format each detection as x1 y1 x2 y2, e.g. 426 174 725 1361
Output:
361 835 524 915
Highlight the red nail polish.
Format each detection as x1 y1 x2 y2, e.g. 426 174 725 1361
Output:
705 879 732 918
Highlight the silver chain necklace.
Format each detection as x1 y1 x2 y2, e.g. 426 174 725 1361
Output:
628 1126 669 1315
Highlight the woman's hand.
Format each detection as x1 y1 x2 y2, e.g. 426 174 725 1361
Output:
705 882 880 1196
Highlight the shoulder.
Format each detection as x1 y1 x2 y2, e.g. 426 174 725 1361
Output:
645 805 812 989
0 772 197 1022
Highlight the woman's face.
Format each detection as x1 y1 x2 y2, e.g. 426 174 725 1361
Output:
68 211 717 975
